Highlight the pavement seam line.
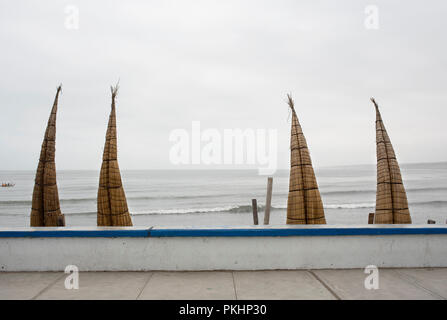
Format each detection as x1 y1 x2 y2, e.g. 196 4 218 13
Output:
136 272 155 300
231 271 238 300
31 272 66 300
307 270 341 300
394 269 446 300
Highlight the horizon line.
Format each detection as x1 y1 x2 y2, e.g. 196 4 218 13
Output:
1 160 446 172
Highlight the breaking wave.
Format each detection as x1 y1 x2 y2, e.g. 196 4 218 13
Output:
1 201 446 217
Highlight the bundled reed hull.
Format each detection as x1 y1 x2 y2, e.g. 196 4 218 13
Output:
30 86 65 227
372 98 411 224
97 86 133 226
286 95 326 224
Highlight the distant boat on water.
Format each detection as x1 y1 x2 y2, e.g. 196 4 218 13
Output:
1 183 15 188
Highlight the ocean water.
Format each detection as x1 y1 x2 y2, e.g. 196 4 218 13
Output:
0 162 446 227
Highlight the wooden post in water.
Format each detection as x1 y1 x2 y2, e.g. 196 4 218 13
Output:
264 177 273 225
57 214 65 227
368 213 375 224
252 199 259 225
427 219 436 224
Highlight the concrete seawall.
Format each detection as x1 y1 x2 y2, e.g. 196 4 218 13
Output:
1 225 447 271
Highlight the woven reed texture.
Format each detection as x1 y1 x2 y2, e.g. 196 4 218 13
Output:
286 95 326 224
97 86 133 226
371 98 411 224
30 86 65 227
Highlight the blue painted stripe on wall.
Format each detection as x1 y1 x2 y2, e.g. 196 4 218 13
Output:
148 227 447 237
1 227 447 238
0 229 151 238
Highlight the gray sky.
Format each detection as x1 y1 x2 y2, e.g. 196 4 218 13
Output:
0 0 446 170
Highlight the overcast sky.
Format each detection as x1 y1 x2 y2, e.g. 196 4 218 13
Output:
0 0 446 170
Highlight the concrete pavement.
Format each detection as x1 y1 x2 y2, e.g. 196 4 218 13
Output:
0 268 446 300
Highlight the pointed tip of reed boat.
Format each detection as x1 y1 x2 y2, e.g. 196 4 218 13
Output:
286 93 295 111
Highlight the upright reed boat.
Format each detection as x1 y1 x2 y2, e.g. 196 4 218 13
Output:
286 94 326 225
371 98 412 224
